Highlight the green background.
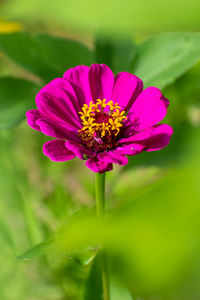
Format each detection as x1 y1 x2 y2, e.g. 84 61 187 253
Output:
0 1 200 299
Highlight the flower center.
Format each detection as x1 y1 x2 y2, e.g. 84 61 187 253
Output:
78 99 127 152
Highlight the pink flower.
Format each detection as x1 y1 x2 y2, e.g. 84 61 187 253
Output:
26 64 173 173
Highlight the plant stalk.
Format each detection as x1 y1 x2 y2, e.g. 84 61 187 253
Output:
95 173 110 300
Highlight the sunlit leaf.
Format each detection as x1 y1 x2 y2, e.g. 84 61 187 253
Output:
110 280 132 300
133 32 200 89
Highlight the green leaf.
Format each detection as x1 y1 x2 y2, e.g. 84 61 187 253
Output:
17 238 66 260
95 36 136 74
133 32 200 89
84 254 103 300
0 218 15 248
110 281 132 300
17 144 200 294
0 33 93 82
0 77 40 129
17 130 200 294
84 254 133 300
17 234 99 261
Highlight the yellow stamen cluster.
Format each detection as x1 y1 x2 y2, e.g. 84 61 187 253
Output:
79 99 127 138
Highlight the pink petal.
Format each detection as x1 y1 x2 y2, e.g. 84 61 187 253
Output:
26 109 41 131
112 72 143 112
97 151 128 165
88 64 114 101
36 78 81 129
63 65 92 106
119 124 173 152
65 140 95 160
43 140 76 162
114 144 145 156
128 87 168 132
36 118 79 141
162 95 169 107
85 157 113 173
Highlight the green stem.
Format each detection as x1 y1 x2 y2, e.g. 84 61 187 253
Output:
101 250 110 300
95 173 105 217
95 173 110 300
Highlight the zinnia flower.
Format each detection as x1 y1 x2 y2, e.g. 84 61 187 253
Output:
26 64 173 173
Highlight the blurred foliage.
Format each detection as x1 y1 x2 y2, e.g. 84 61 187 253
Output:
133 32 200 89
0 1 200 300
1 0 200 33
95 35 136 74
0 20 22 33
1 32 200 129
0 32 93 82
0 77 40 129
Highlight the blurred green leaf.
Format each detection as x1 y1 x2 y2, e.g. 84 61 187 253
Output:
84 254 102 300
0 218 15 248
0 33 93 82
110 280 132 300
95 36 136 74
0 77 40 129
17 236 99 262
84 254 133 300
2 0 200 33
133 32 200 89
16 134 200 294
17 239 62 260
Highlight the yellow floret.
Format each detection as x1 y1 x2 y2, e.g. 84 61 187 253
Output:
79 99 127 139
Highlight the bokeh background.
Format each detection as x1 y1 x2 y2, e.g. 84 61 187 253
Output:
0 1 200 299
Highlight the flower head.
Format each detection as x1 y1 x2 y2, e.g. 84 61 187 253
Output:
78 99 127 152
26 64 173 173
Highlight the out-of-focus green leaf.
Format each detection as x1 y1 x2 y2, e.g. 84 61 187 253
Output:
95 36 136 74
110 280 132 300
84 254 102 300
0 77 40 129
0 128 66 300
17 124 200 295
124 123 188 170
84 254 133 300
17 168 200 293
172 61 200 106
17 239 63 260
0 33 93 82
2 0 200 33
17 238 99 261
0 218 15 248
133 32 200 89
